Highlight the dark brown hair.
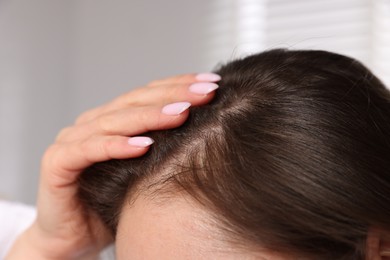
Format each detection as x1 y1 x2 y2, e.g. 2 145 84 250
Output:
78 49 390 259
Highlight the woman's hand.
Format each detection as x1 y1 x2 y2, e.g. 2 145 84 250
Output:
6 73 221 259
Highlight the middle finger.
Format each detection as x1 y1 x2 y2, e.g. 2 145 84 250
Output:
58 102 193 143
76 80 219 125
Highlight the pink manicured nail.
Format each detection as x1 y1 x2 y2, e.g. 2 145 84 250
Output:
189 82 219 95
195 73 221 82
128 136 154 147
162 102 191 115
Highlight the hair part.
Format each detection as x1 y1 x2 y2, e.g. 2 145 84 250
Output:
78 49 390 259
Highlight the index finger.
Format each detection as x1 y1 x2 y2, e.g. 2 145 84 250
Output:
75 73 221 125
147 73 221 87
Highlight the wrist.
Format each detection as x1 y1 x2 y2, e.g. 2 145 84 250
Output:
5 223 100 260
5 225 49 260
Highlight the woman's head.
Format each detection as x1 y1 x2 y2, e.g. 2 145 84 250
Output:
78 49 390 259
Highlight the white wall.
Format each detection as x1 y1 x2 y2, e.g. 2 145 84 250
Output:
69 0 215 114
0 0 73 203
1 0 388 203
0 0 214 203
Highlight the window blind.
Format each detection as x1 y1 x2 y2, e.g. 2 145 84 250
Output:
206 0 389 87
371 0 390 87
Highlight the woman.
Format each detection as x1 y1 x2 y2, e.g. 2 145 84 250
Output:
6 49 390 259
4 71 221 259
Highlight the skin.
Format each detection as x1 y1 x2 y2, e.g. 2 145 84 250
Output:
6 73 218 259
116 193 285 260
5 72 389 259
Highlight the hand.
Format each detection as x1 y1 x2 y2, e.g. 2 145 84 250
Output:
6 73 220 259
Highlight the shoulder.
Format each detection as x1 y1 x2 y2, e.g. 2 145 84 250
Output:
0 200 36 259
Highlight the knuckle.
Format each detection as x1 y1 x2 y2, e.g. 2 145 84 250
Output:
43 144 59 160
93 137 112 161
75 112 91 124
75 107 103 124
41 143 61 170
97 114 115 134
136 109 153 130
147 79 163 87
167 85 181 99
123 88 146 106
79 138 94 163
102 137 115 158
154 112 166 129
55 126 73 142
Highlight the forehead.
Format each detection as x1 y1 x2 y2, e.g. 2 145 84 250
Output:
115 193 275 259
116 193 224 258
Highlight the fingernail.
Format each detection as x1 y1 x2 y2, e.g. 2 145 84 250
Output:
162 102 191 115
128 136 154 147
189 82 219 95
195 73 221 82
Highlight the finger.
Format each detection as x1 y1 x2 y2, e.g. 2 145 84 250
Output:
42 135 154 187
78 83 214 125
147 73 197 87
74 73 221 125
147 73 221 87
75 106 104 125
106 81 218 111
57 102 191 143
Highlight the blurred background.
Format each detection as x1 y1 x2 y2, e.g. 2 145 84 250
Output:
0 0 389 204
